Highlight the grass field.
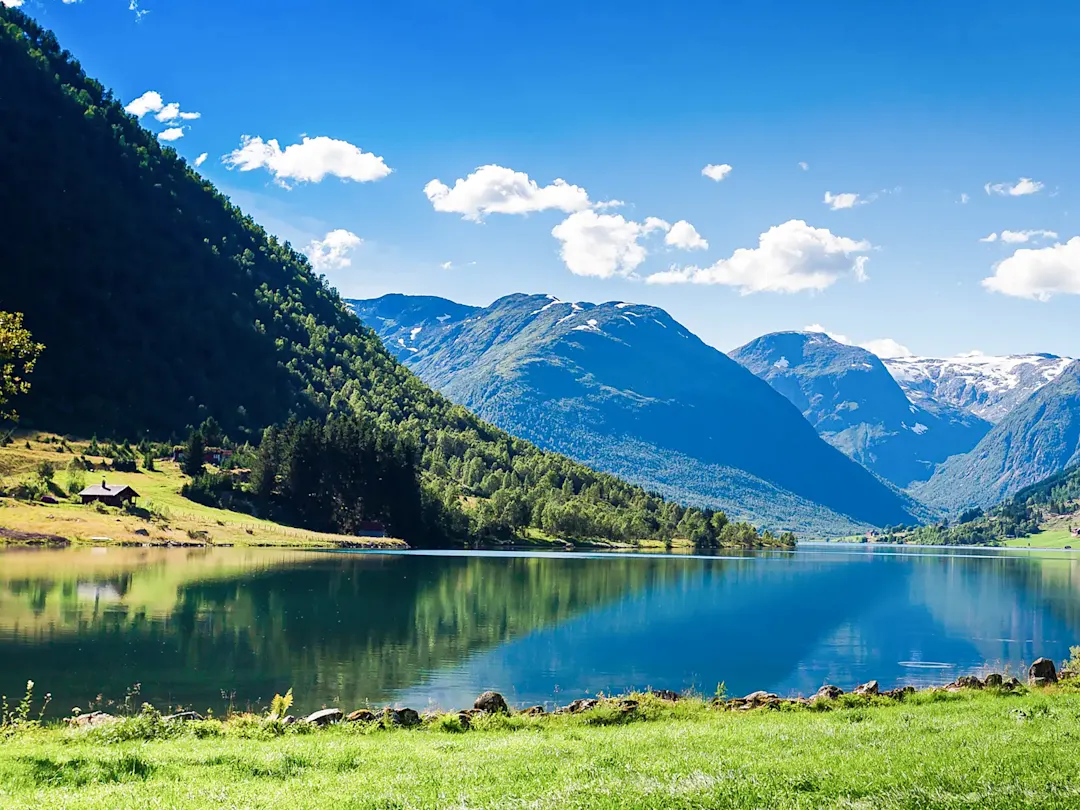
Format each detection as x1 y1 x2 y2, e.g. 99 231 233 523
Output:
2 689 1080 809
0 434 403 549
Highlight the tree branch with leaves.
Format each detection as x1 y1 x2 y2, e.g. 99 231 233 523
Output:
0 311 44 421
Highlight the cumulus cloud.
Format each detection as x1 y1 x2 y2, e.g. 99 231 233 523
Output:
984 177 1044 197
158 127 184 142
305 229 363 272
155 102 200 122
981 229 1057 244
982 237 1080 300
193 153 208 168
224 135 392 187
551 211 669 278
823 191 864 210
646 220 871 294
124 91 164 118
1 0 24 7
798 162 809 171
664 220 708 251
424 165 593 221
804 325 911 358
702 163 733 182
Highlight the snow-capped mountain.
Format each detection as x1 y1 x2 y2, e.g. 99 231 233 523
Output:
349 293 921 535
884 353 1074 423
730 332 990 488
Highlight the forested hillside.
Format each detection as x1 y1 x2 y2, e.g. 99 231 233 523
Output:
0 7 789 549
351 293 923 534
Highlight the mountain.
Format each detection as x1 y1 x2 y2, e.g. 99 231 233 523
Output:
884 353 1073 423
349 293 922 535
0 7 786 549
730 332 990 488
912 362 1080 512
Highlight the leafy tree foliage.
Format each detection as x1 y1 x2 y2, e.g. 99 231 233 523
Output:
0 311 43 421
0 8 790 550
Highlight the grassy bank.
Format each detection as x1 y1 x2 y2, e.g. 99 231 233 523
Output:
0 434 404 549
2 688 1079 809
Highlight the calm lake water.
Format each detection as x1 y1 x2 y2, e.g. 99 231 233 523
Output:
2 544 1079 716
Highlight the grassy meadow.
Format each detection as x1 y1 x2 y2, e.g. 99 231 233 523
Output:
0 433 403 549
2 689 1080 809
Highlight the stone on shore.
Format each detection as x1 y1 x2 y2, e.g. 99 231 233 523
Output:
474 691 509 714
388 708 421 727
1029 658 1058 687
649 689 680 702
854 680 879 696
346 709 377 723
565 698 600 714
521 705 546 716
954 675 983 690
304 708 343 726
814 685 844 700
163 711 203 722
983 673 1003 688
66 711 119 728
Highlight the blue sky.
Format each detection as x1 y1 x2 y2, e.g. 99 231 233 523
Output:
11 0 1080 357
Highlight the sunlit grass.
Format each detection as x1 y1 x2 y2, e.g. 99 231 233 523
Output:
2 689 1080 809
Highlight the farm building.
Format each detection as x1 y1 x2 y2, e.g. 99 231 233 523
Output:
79 480 140 507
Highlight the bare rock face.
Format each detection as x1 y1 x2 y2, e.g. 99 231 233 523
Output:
1029 658 1058 687
473 691 509 714
304 708 343 726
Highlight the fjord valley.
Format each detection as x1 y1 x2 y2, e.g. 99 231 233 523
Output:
0 6 788 553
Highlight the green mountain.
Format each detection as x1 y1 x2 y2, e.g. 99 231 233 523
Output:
349 293 923 535
730 332 990 488
0 7 783 549
912 361 1080 512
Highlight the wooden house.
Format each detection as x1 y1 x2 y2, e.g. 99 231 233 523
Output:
79 480 140 507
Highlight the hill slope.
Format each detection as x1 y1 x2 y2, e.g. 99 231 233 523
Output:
0 7 784 549
350 294 922 534
730 332 990 488
884 353 1072 423
913 362 1080 512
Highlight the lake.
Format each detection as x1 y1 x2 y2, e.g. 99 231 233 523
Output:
2 544 1079 717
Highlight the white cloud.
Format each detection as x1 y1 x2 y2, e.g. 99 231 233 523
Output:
155 102 200 122
129 0 148 20
959 193 970 204
439 260 476 271
158 127 184 142
823 191 863 210
551 211 669 279
979 232 998 243
861 338 913 358
798 162 809 171
193 153 208 168
983 237 1080 300
424 165 592 221
1 1 24 7
701 163 733 182
224 135 392 187
984 177 1044 197
664 220 708 251
980 229 1057 244
646 220 871 294
124 91 164 118
804 325 911 358
440 261 453 270
305 229 362 272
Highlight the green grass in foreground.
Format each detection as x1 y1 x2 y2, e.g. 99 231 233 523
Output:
3 690 1080 809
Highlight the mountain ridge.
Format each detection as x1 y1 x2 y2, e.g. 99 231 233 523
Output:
350 293 923 534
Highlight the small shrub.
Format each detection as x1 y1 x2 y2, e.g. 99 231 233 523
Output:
269 688 294 719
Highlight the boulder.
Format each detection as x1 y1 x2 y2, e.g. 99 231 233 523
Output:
281 715 297 725
346 709 377 723
955 675 983 690
742 691 779 708
520 705 546 716
163 711 203 722
304 708 343 726
813 685 844 701
882 686 915 700
983 673 1004 688
854 680 879 696
649 689 680 702
1003 677 1022 691
66 711 118 728
565 698 599 714
473 691 509 714
616 698 639 712
1029 658 1058 686
388 708 421 727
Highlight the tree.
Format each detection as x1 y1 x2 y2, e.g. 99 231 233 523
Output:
182 429 205 478
0 311 43 420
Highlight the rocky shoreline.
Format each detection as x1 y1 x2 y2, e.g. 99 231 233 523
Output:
64 658 1072 732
